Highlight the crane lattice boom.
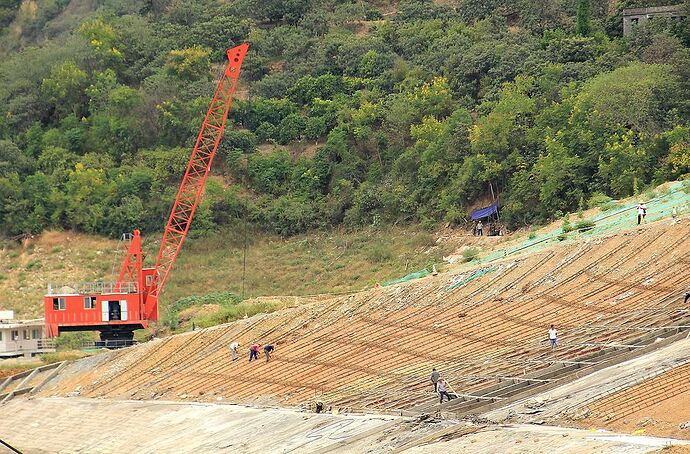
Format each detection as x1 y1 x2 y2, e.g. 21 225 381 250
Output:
151 44 249 297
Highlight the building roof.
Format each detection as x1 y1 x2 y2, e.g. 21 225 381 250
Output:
0 318 45 329
623 5 685 16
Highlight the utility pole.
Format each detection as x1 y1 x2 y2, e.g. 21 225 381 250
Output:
242 218 248 300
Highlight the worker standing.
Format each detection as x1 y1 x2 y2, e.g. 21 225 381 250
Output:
430 368 440 392
437 378 452 403
249 343 261 362
263 344 274 362
548 324 558 350
636 203 647 225
477 220 484 236
229 341 239 361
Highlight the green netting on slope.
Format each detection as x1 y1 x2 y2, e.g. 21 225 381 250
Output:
503 180 690 257
382 269 430 287
380 180 690 287
447 266 497 290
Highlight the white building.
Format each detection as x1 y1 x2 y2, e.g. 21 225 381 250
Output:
0 316 55 358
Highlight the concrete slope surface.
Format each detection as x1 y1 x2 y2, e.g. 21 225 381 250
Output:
401 424 689 454
36 219 690 414
0 397 396 453
1 398 687 454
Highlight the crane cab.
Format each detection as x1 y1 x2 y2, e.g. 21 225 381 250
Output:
44 285 145 345
44 231 159 347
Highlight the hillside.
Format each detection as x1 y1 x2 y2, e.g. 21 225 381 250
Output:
34 216 690 412
0 225 457 319
1 0 689 244
2 188 689 453
2 179 686 329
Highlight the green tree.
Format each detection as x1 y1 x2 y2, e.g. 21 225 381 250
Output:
533 136 586 217
0 140 33 176
165 47 212 81
576 0 592 36
64 163 111 233
598 130 651 197
78 17 125 69
573 63 680 135
41 61 88 118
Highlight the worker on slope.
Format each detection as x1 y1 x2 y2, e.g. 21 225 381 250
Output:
437 378 453 403
229 341 240 361
263 344 274 362
430 368 440 392
548 324 558 350
249 343 261 362
636 202 647 225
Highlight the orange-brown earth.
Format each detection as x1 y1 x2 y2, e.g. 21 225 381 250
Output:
37 219 690 414
577 363 690 439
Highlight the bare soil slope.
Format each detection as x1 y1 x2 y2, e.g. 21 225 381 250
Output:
36 219 690 413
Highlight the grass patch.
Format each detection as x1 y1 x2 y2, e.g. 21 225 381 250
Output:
682 180 690 194
462 247 479 262
366 242 393 263
54 331 99 350
25 259 42 270
598 201 619 212
574 220 595 231
165 292 240 330
195 300 286 328
588 192 612 209
40 350 95 364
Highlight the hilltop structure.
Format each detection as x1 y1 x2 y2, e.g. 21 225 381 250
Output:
623 5 687 36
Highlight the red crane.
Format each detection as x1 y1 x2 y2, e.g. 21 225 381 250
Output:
44 44 249 345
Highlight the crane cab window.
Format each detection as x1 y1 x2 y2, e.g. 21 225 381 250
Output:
108 301 121 321
84 296 97 309
32 329 40 339
52 297 66 310
23 330 30 340
11 330 19 341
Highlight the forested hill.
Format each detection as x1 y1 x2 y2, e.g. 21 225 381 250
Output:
1 0 689 239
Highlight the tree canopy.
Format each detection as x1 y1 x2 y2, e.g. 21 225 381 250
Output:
0 0 689 237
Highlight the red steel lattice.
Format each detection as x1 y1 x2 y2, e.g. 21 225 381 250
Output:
151 43 249 297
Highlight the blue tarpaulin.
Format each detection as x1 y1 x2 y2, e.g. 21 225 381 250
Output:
471 200 500 220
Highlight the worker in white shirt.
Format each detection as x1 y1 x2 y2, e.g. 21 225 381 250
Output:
548 325 558 350
229 341 240 361
636 203 647 225
437 378 453 403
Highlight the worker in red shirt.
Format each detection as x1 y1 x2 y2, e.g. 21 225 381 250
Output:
249 343 261 362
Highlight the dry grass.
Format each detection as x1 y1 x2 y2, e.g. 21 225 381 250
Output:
0 231 120 318
0 226 454 321
163 225 451 306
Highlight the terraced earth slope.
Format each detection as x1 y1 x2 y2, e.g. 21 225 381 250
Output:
35 218 690 414
574 362 690 439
